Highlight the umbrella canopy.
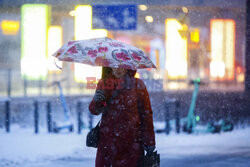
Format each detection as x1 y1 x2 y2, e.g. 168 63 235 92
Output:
52 37 156 70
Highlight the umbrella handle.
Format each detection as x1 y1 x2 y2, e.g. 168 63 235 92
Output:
54 58 62 70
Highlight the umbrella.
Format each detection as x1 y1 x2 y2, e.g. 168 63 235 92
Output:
52 37 156 70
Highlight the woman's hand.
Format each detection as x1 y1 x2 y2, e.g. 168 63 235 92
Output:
93 89 106 102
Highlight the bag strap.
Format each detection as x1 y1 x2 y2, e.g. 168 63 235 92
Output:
96 87 124 125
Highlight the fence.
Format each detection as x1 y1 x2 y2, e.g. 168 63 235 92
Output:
0 95 182 135
0 97 95 134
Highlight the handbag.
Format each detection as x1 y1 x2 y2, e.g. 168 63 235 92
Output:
143 151 160 167
86 88 123 148
86 121 100 148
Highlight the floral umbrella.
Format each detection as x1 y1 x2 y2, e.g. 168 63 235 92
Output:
52 37 156 70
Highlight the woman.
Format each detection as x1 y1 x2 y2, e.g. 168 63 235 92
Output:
89 67 155 167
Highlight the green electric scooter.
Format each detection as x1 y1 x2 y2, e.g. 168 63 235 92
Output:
182 78 234 134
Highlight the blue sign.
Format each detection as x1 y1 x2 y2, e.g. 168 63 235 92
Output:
92 5 137 30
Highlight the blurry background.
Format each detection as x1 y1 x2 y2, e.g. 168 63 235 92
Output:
0 1 250 167
0 0 249 130
0 0 246 96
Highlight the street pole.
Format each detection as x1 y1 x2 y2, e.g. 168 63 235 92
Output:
34 101 39 134
245 0 250 96
5 100 10 133
77 101 82 134
47 101 52 133
23 76 27 97
7 69 11 97
39 78 42 96
164 101 170 135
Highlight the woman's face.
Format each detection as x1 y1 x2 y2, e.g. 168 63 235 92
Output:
112 68 127 79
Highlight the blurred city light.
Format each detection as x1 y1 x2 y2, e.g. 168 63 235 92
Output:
139 5 148 11
210 19 235 80
150 38 165 70
190 28 200 43
145 16 154 23
21 4 49 80
165 19 187 79
47 26 62 72
74 5 107 83
182 7 189 14
69 10 75 17
75 5 92 40
1 20 20 35
135 72 140 78
210 61 225 78
0 1 245 96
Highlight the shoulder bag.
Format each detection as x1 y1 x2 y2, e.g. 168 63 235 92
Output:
86 121 100 148
86 88 123 148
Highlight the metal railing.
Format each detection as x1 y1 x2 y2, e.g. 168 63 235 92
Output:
0 97 93 134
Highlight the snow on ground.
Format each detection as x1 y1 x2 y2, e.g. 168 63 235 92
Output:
0 124 250 167
0 125 96 166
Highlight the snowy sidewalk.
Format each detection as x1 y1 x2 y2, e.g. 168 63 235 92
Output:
0 126 250 167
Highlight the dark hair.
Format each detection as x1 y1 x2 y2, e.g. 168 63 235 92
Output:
101 67 114 80
100 67 137 90
127 69 136 78
101 67 136 79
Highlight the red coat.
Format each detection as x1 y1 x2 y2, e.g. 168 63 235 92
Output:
89 78 155 167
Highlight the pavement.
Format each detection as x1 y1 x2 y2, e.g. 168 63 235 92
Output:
4 144 250 167
13 151 250 167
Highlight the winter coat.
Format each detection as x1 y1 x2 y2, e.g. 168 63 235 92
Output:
89 77 155 167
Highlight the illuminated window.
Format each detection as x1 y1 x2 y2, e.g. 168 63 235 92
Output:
190 28 199 43
210 19 235 80
1 20 20 35
21 4 49 80
165 19 188 79
74 5 108 83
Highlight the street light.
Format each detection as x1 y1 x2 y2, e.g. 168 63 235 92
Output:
139 5 148 11
145 16 154 23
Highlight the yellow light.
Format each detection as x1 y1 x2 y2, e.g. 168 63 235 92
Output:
47 26 63 72
155 50 160 69
210 19 235 80
237 73 244 83
69 10 75 17
178 24 188 39
225 20 235 80
74 5 108 83
21 4 49 80
145 16 153 23
182 7 189 13
139 5 148 11
75 5 107 40
1 20 20 35
190 28 199 43
165 19 187 79
135 72 140 79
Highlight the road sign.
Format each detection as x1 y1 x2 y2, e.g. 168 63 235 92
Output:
92 5 137 30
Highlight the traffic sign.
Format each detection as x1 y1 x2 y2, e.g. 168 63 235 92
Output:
92 5 137 30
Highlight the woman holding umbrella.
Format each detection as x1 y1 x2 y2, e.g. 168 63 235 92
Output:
89 67 156 167
53 37 157 166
